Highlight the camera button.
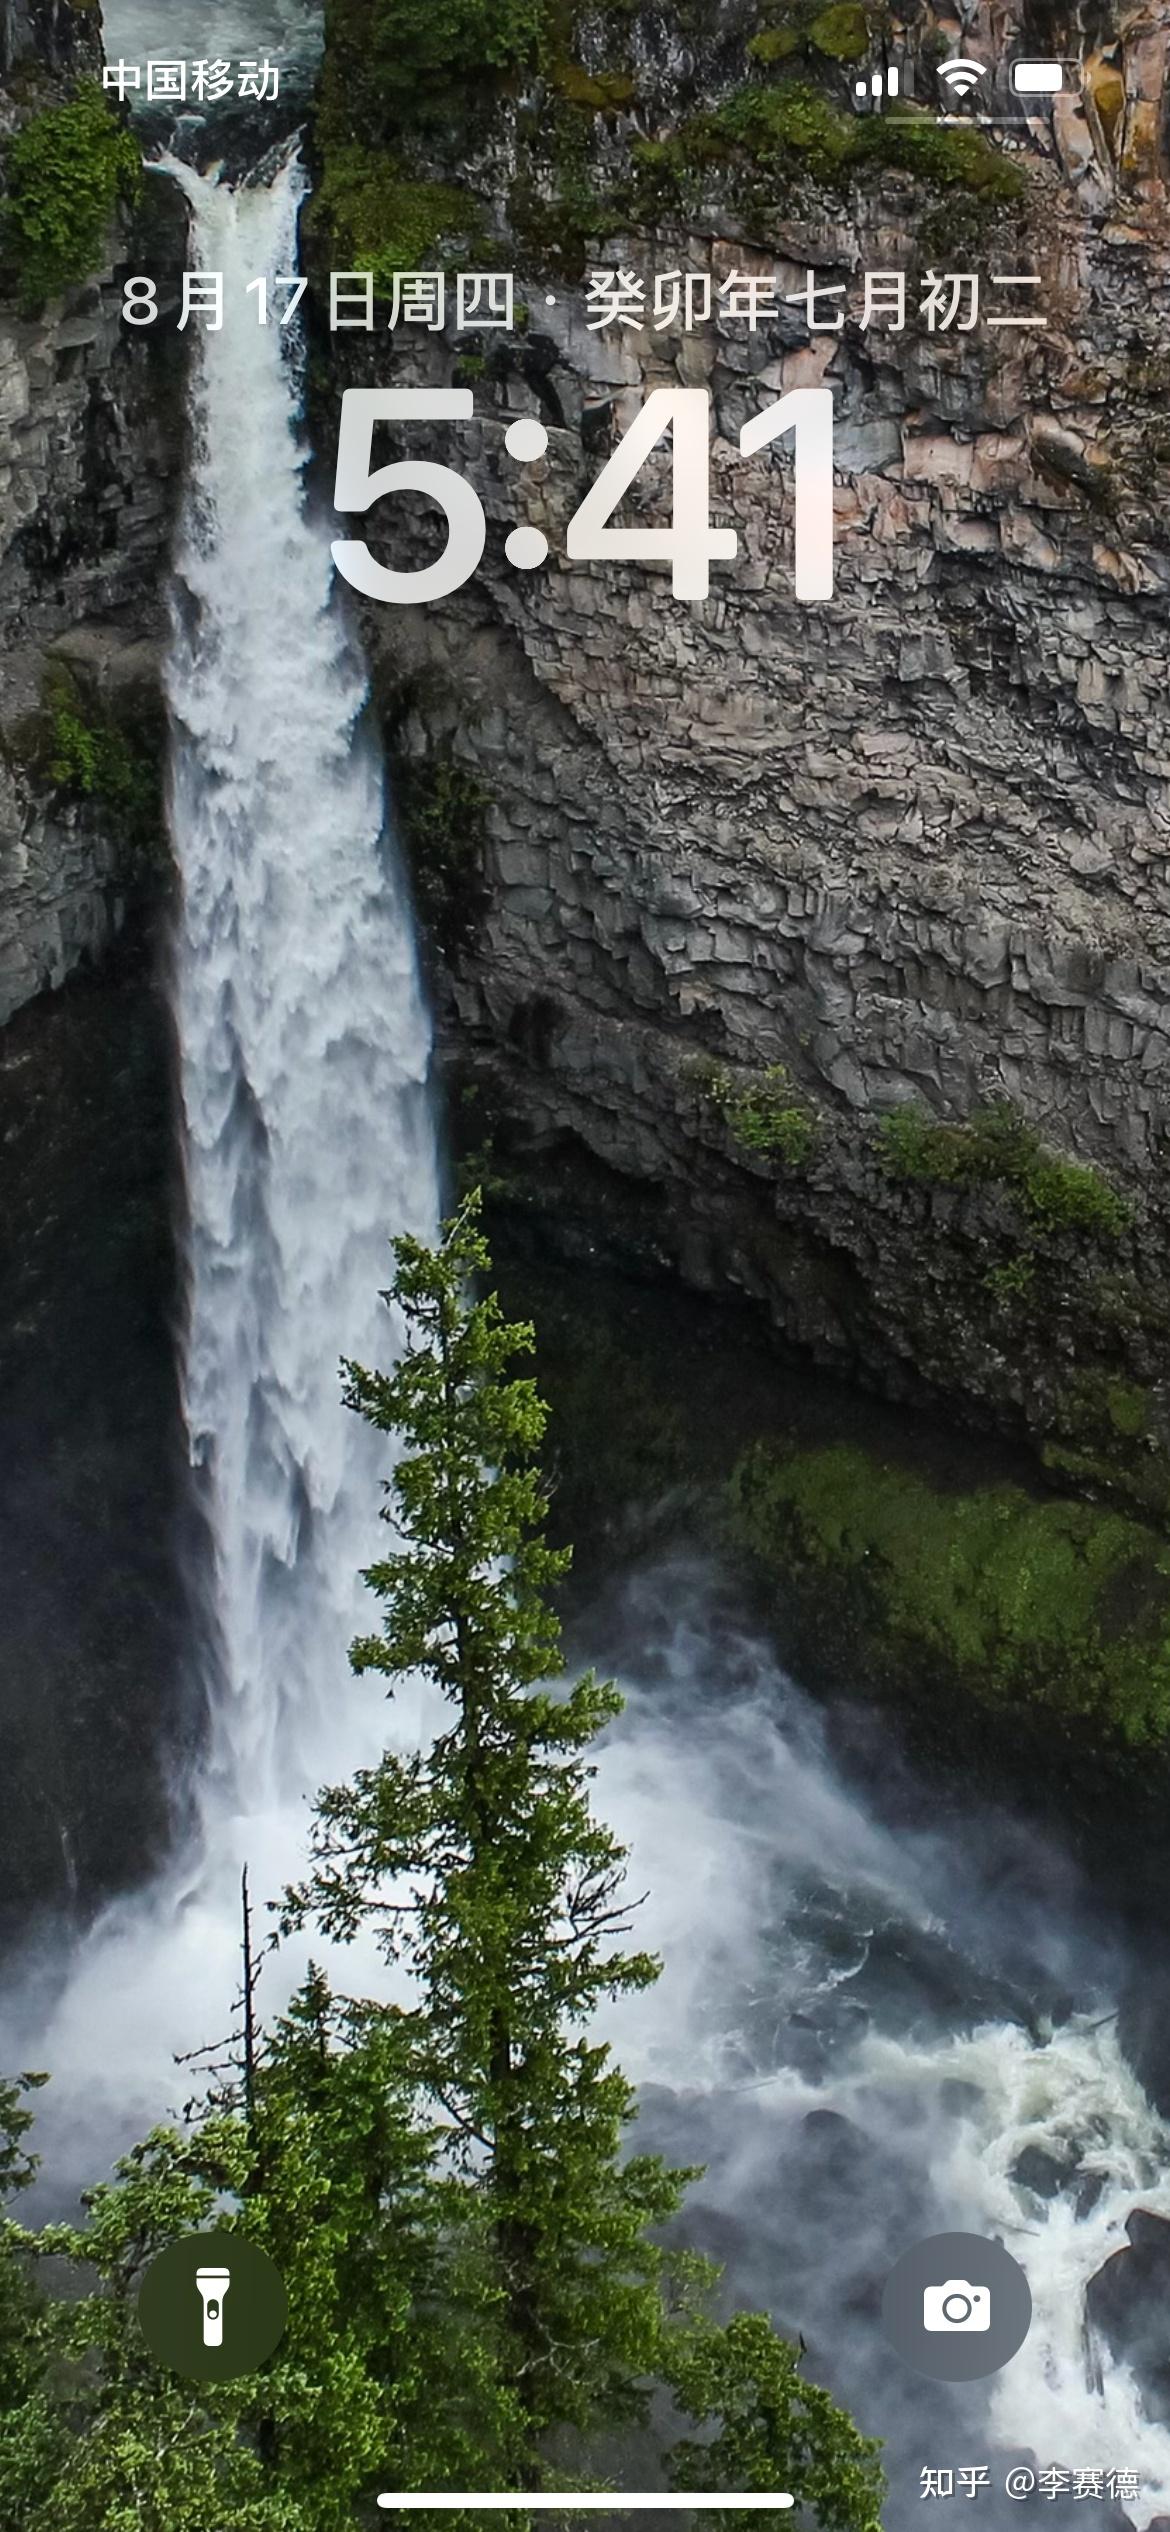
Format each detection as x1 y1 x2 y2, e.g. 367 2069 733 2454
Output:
882 2232 1032 2382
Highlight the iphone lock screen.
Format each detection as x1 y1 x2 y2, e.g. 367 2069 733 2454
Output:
1 1 1170 2526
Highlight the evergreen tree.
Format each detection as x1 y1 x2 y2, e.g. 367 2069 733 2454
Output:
285 1192 884 2520
284 1193 681 2475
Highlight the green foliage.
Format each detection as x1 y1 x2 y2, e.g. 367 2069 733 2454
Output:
0 2076 42 2204
3 669 164 874
984 1255 1035 1304
314 0 546 271
747 0 869 62
49 706 156 835
321 0 543 150
747 26 803 60
552 59 635 107
706 1063 818 1168
728 1439 1170 1745
876 1100 1133 1240
0 2076 47 2426
1105 1381 1150 1439
1023 1153 1134 1238
849 108 1024 201
312 143 476 287
806 2 869 58
876 1103 978 1182
282 1193 881 2507
0 2005 507 2528
508 90 614 274
666 2312 882 2532
624 77 1022 226
314 0 1024 277
1037 1371 1170 1521
712 79 1022 200
713 79 857 179
0 83 141 307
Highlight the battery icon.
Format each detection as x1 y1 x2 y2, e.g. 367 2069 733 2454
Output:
1011 59 1064 93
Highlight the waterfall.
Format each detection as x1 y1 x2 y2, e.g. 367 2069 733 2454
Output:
5 157 440 2153
165 157 439 1839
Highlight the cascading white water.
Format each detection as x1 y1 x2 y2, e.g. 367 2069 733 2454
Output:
5 160 440 2148
166 158 440 1841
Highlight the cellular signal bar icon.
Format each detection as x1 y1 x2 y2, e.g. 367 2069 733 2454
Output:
855 62 900 101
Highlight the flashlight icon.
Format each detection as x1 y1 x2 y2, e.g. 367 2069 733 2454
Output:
195 2265 231 2348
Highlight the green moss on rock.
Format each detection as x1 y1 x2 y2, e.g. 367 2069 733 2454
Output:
807 3 869 59
313 0 1027 279
850 109 1024 202
727 1439 1170 1747
747 25 803 60
508 91 615 272
747 0 869 63
622 76 1023 231
312 143 478 284
712 78 858 178
1037 1368 1170 1521
552 59 635 108
0 82 141 307
876 1100 1133 1241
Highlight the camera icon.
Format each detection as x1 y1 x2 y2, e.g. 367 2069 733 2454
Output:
923 2280 991 2333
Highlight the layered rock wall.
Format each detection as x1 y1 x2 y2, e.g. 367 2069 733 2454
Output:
0 5 186 1025
317 0 1170 1497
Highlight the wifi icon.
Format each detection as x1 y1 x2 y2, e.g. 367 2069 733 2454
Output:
938 55 986 96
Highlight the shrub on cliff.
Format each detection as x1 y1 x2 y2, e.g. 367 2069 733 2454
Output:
0 82 141 308
3 668 165 879
321 0 543 146
876 1100 1134 1241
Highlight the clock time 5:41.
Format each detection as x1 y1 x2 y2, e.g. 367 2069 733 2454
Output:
330 386 835 608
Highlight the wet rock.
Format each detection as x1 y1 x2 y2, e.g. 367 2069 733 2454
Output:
1086 2209 1170 2424
1012 2143 1076 2199
1118 1978 1170 2118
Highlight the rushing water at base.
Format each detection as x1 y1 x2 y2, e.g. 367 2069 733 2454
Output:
5 159 1170 2532
590 1571 1170 2528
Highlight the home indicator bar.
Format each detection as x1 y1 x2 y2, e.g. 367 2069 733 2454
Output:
377 2499 795 2512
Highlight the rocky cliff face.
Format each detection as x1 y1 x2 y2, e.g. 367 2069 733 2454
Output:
0 2 196 1932
316 0 1170 1508
0 5 186 1026
0 0 98 82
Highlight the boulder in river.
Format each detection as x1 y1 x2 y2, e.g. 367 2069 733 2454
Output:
1086 2209 1170 2423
